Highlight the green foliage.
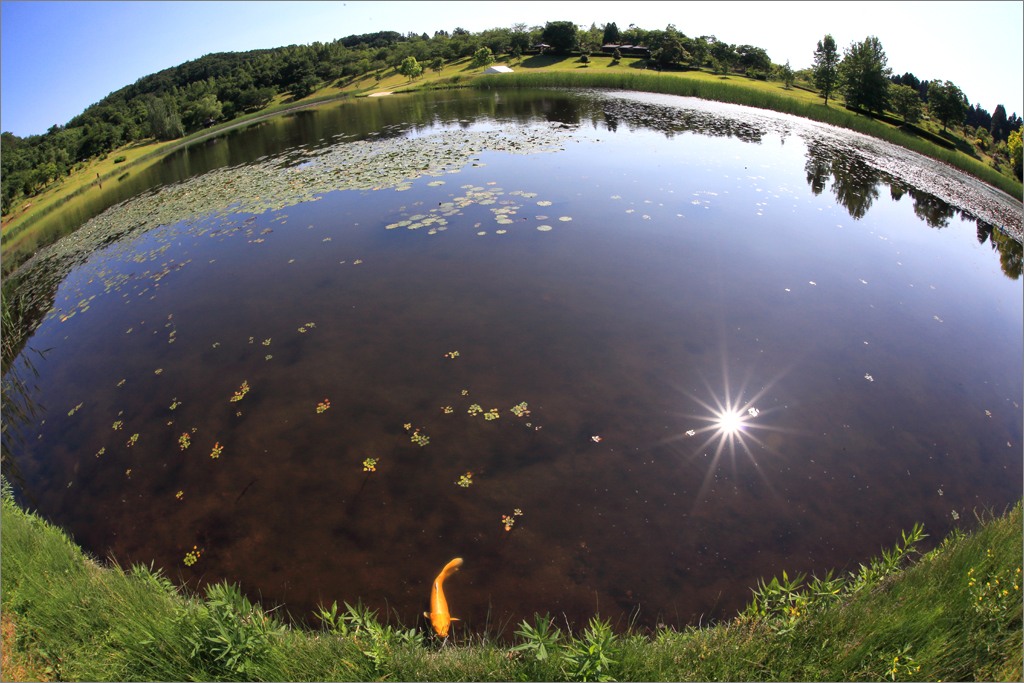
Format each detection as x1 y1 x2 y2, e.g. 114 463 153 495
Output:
176 581 284 678
541 20 578 55
470 46 495 69
840 35 891 113
315 599 423 676
928 79 969 132
890 83 923 124
1008 129 1023 179
778 60 795 89
112 154 127 163
561 617 619 681
602 22 620 45
813 34 841 106
511 612 562 663
399 55 423 80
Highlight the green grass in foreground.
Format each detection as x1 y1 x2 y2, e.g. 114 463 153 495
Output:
1 475 1020 682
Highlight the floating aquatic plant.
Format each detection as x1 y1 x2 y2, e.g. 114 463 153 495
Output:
127 433 139 447
262 338 272 346
511 402 530 418
210 442 223 459
169 398 181 411
183 546 202 566
468 404 483 416
442 406 454 414
112 420 124 431
444 350 460 359
410 429 430 447
179 432 191 450
484 408 500 421
95 447 105 458
362 457 378 472
230 381 250 402
316 399 331 414
67 402 83 417
456 472 473 488
591 435 603 443
502 514 516 531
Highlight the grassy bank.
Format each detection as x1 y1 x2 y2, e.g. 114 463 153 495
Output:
474 69 1024 200
3 55 1021 277
2 476 1019 681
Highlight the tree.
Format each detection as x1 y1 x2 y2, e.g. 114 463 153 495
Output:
602 21 620 46
778 60 795 89
398 55 422 80
840 36 891 114
541 21 578 55
991 104 1009 141
430 56 445 74
1007 128 1022 180
652 25 689 69
470 46 494 68
146 95 184 141
736 45 771 78
710 40 736 75
928 80 968 132
889 84 923 124
812 34 840 106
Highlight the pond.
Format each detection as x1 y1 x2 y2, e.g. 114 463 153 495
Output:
4 88 1022 636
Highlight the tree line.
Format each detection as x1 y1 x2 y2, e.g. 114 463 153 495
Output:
2 21 1021 217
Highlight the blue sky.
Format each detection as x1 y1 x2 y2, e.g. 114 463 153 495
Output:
2 1 1021 137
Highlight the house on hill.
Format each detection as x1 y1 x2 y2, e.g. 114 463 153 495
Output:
484 65 514 74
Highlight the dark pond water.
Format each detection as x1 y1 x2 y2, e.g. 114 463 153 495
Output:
5 88 1022 636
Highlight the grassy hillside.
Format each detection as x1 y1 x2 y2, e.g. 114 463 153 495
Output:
2 475 1020 681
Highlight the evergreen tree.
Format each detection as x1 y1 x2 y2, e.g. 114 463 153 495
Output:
602 21 620 45
812 34 840 106
991 104 1009 141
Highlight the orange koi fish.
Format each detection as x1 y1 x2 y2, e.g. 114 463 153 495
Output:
424 557 463 637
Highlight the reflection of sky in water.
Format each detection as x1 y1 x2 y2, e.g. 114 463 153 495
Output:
6 90 1022 636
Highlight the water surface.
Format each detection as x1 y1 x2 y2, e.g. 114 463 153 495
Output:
5 88 1022 635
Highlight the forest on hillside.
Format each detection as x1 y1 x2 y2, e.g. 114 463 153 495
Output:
2 20 1021 217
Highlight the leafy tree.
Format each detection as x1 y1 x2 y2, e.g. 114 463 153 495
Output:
736 45 771 78
928 80 968 132
889 84 923 124
146 95 184 141
1007 128 1022 179
778 60 795 89
398 55 422 80
470 46 494 69
840 36 891 114
430 57 444 73
710 40 736 75
602 22 620 45
541 21 578 55
812 34 840 106
652 25 690 69
183 93 223 131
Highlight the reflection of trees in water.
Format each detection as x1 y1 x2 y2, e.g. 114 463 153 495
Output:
977 220 1023 280
801 138 1022 280
803 139 879 219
